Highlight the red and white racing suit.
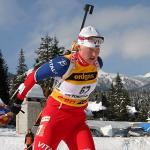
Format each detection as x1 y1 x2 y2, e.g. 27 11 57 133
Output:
16 52 103 150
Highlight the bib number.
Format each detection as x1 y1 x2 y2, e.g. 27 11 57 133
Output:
79 86 91 94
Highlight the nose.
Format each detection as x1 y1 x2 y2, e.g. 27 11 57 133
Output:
90 48 100 57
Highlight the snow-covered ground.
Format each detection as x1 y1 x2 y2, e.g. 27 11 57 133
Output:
0 128 150 150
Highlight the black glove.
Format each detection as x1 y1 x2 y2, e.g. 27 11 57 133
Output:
9 99 23 115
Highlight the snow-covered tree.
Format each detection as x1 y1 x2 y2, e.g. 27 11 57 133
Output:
106 83 116 120
34 35 64 67
134 96 150 121
34 35 65 97
129 89 150 121
0 50 10 104
107 73 131 121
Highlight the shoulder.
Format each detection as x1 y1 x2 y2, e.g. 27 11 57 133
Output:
51 55 70 67
48 55 71 76
35 55 71 80
49 55 70 65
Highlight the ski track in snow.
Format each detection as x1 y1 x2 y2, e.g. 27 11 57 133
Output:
0 128 150 150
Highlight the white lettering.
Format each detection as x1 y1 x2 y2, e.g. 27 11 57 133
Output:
38 141 52 150
49 60 57 74
57 60 67 66
36 124 44 136
38 141 43 147
41 116 50 122
18 83 25 95
65 94 88 99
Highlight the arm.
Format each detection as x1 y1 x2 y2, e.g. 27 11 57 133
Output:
9 56 70 114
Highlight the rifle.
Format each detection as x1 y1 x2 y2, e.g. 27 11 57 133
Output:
71 4 94 52
80 4 94 31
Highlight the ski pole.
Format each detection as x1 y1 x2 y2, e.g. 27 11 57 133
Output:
10 89 19 100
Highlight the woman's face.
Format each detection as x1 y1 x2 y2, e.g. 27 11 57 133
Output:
79 45 100 65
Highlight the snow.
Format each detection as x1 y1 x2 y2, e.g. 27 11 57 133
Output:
87 101 106 111
85 101 106 117
0 128 25 150
94 137 150 150
147 118 150 122
98 70 150 90
100 125 113 137
126 105 137 115
1 127 150 150
99 70 116 83
144 72 150 78
86 103 137 117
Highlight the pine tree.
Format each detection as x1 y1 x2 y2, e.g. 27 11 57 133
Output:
34 35 65 97
0 50 10 104
16 49 28 76
107 73 131 121
135 95 150 121
106 83 116 120
35 35 64 67
9 49 28 96
101 93 109 108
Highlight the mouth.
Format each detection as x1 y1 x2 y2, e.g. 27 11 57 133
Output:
89 57 96 60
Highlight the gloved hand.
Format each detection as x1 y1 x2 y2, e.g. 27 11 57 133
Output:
9 99 23 115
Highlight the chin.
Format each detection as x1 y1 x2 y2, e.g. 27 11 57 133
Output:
87 60 95 65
